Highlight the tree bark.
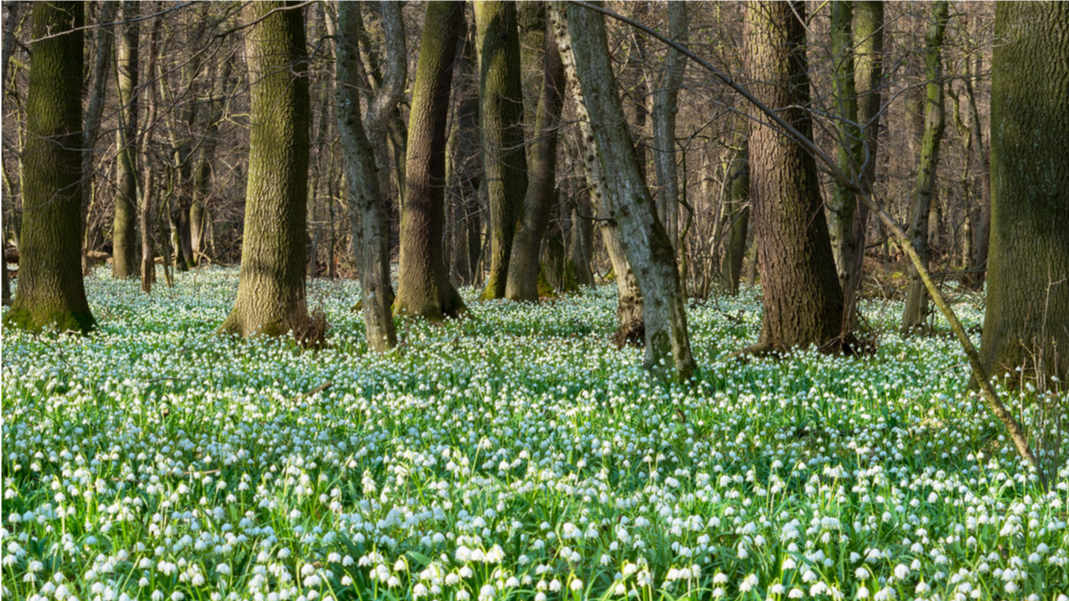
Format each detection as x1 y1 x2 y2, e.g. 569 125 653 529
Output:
746 1 844 351
719 137 749 296
191 54 233 266
827 1 864 327
336 1 402 353
220 1 311 338
981 1 1069 383
568 2 696 382
475 2 528 300
505 23 566 301
652 1 686 255
80 0 117 275
901 1 949 332
4 1 94 333
139 17 162 294
113 0 139 279
1 1 20 304
849 0 884 308
549 3 643 342
962 45 991 290
394 1 468 321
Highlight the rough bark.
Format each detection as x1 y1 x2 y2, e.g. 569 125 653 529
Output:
475 2 528 300
112 0 139 279
981 1 1069 383
746 1 844 351
827 1 864 327
220 1 310 338
394 1 467 321
337 1 402 353
652 1 686 255
719 137 749 296
505 24 566 301
901 1 949 332
568 2 696 382
549 2 643 340
4 1 94 334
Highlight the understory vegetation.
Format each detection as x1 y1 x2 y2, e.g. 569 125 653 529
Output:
2 269 1067 600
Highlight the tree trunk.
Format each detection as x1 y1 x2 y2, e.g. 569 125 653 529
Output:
962 46 991 290
476 2 528 300
568 2 696 382
901 1 949 333
81 0 117 275
746 1 844 351
4 1 94 333
981 1 1069 383
549 3 643 342
336 1 402 353
506 24 566 301
139 18 162 294
849 0 884 308
220 1 310 338
652 1 686 254
394 1 467 321
1 1 19 304
827 0 864 327
113 0 139 279
719 137 749 296
568 192 595 288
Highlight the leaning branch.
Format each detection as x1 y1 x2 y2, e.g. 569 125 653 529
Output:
567 0 1047 488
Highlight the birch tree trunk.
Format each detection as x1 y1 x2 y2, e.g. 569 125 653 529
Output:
336 1 403 353
220 1 311 338
567 2 695 382
4 1 94 333
981 1 1069 383
746 1 844 351
901 1 949 332
476 2 528 300
394 1 467 321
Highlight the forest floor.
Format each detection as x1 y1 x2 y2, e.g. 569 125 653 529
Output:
2 267 1067 600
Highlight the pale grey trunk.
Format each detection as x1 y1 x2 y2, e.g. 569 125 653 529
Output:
566 2 695 382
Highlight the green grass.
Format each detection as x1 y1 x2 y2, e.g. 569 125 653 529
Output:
2 267 1067 601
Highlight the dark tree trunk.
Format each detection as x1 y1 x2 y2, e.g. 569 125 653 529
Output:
746 1 844 351
81 0 117 275
476 2 528 300
901 1 949 332
220 1 310 338
961 46 991 291
139 18 162 294
980 1 1069 383
394 1 467 321
652 1 687 253
506 24 566 301
568 2 696 382
719 138 749 296
4 1 94 333
191 56 232 267
113 0 139 279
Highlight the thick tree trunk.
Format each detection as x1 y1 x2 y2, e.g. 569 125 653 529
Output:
568 2 696 382
220 2 310 338
476 2 528 300
506 25 566 301
112 1 139 279
981 2 1069 383
719 138 749 296
394 1 467 321
827 1 864 327
549 3 643 341
652 2 686 255
4 1 94 333
746 1 844 351
901 1 949 332
336 1 402 353
849 0 884 308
